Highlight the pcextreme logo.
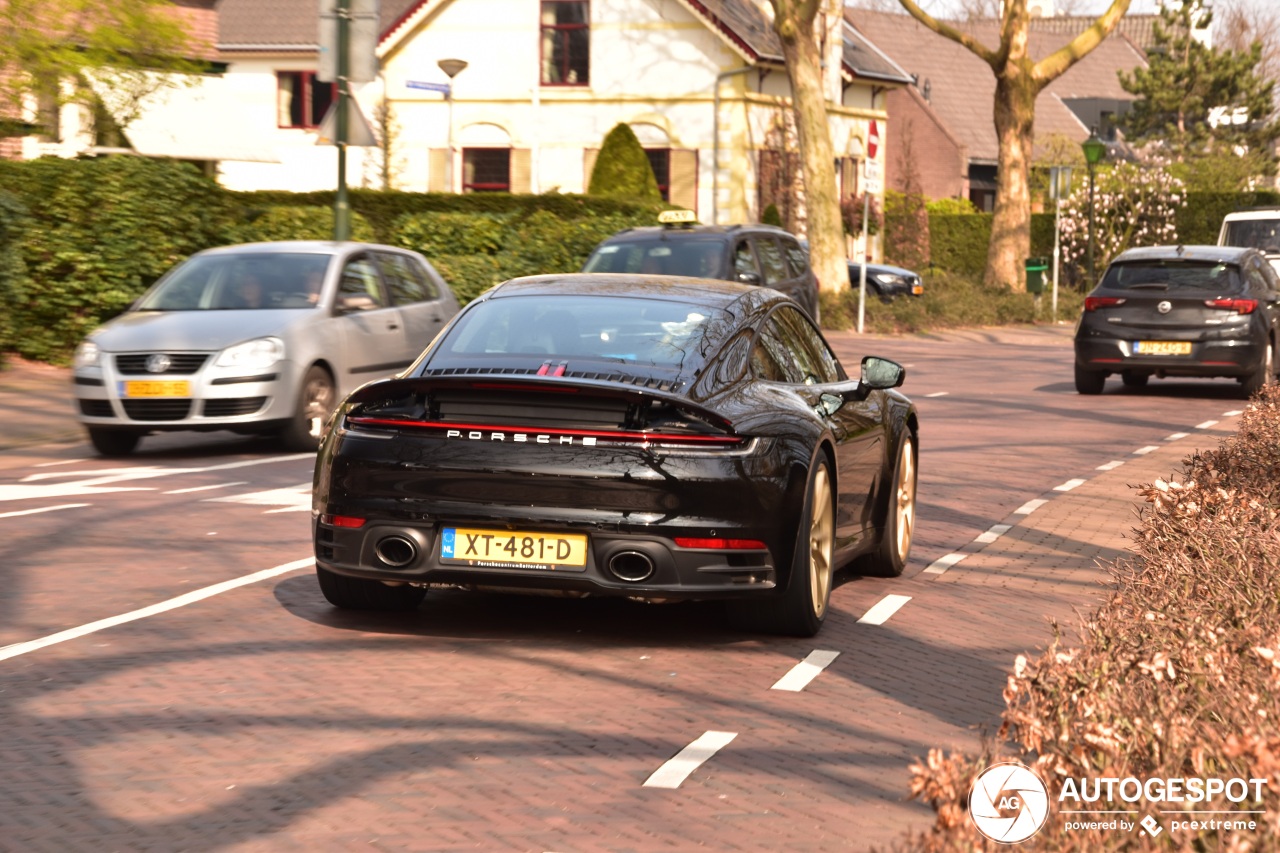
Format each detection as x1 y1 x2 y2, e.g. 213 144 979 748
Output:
969 762 1051 844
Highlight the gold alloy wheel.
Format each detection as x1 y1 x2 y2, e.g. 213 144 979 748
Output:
808 463 835 619
894 437 917 562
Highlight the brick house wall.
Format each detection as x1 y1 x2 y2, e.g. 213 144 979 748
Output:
884 84 966 201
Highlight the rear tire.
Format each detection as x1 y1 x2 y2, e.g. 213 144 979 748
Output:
280 365 336 452
728 457 834 637
87 427 140 457
1074 364 1106 395
316 566 426 611
1240 341 1274 399
862 434 916 578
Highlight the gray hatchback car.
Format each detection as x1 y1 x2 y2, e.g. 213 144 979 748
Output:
72 241 459 456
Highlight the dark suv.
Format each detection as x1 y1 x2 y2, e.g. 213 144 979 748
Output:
1074 245 1280 397
582 214 821 322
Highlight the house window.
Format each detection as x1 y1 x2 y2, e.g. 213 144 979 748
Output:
278 71 336 129
541 1 589 86
463 149 511 192
645 149 670 201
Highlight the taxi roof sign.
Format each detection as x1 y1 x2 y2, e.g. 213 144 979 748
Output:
658 209 698 226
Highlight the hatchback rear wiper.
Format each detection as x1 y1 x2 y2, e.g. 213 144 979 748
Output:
1127 283 1169 290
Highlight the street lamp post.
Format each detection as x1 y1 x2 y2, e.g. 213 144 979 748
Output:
1081 127 1107 286
437 58 468 193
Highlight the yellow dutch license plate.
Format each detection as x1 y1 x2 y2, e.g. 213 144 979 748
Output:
121 380 191 398
1135 341 1192 356
440 527 588 571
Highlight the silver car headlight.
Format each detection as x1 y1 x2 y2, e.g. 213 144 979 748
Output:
73 340 101 369
874 273 902 285
215 337 285 370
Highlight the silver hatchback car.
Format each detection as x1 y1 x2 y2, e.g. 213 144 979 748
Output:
72 241 460 456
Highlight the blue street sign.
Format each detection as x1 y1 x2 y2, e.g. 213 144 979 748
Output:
407 80 451 94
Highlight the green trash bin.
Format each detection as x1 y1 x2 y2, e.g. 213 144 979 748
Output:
1024 257 1049 294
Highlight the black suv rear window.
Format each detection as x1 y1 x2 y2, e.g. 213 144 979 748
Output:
1101 261 1242 293
583 239 726 279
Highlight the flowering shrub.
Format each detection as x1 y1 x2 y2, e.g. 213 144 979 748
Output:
1058 160 1186 287
887 385 1280 851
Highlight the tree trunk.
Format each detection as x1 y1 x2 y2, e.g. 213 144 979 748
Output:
772 2 846 300
987 67 1037 289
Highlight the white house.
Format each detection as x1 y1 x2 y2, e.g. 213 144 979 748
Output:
20 0 911 232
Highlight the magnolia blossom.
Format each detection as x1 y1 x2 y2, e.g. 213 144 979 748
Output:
1056 159 1186 284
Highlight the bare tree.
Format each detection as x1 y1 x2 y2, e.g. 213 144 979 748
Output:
1216 0 1280 109
896 0 1131 289
765 0 846 298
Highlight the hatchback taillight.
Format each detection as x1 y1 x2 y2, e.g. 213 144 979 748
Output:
1084 296 1127 311
1204 298 1257 314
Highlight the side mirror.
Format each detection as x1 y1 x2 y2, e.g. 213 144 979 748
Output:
860 356 905 390
737 271 762 286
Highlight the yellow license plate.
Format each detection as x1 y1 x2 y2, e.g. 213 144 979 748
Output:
1135 341 1192 356
440 527 588 570
121 380 191 398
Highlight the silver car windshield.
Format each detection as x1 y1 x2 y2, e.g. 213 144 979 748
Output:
1223 220 1280 254
136 253 332 311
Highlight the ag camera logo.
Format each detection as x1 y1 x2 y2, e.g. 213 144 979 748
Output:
969 762 1050 844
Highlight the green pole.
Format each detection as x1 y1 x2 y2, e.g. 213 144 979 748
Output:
333 0 352 241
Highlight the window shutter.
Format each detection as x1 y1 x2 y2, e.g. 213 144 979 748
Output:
841 157 859 198
429 149 449 192
669 149 698 212
583 148 599 192
510 148 532 193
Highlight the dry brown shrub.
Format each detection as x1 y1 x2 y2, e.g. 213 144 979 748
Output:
886 385 1280 852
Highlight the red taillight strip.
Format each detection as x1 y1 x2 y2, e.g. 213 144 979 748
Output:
674 537 768 550
1205 298 1257 314
1084 296 1127 311
346 416 743 446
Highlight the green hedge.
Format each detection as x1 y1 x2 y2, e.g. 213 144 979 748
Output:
0 157 231 363
0 190 31 360
1175 190 1280 245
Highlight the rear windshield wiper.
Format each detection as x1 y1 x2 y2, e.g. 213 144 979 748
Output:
1126 283 1170 290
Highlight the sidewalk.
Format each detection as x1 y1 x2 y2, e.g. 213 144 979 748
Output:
0 356 81 451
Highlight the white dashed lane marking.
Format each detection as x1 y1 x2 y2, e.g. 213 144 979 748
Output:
770 650 840 692
924 391 949 398
642 731 737 789
1133 446 1160 456
165 481 249 495
1054 479 1086 492
1165 432 1189 441
923 553 966 575
974 523 1012 544
1097 460 1125 471
857 594 912 625
1195 420 1219 430
1014 499 1047 515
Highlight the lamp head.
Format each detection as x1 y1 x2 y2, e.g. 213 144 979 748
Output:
437 58 468 79
1082 127 1107 166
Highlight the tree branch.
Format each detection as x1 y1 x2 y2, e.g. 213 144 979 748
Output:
1033 0 1132 89
896 0 1000 68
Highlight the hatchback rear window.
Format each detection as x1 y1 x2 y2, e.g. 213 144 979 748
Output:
432 294 727 369
1101 261 1242 293
583 239 725 279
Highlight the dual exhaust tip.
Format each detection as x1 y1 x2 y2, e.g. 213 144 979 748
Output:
374 534 655 583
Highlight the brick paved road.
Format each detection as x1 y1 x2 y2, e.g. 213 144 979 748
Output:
0 327 1246 851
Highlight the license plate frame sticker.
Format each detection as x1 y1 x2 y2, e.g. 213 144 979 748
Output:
1134 341 1192 356
121 380 192 398
439 527 589 571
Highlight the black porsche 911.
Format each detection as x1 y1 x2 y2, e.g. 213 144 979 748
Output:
312 274 918 636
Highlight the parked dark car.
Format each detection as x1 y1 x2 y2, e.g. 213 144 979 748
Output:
312 275 918 637
847 261 924 300
1074 245 1280 397
582 211 821 323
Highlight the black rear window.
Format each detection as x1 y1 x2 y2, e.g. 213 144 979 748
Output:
1101 261 1242 293
583 238 727 279
1223 220 1280 253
